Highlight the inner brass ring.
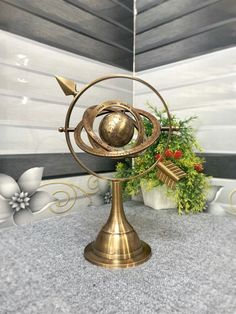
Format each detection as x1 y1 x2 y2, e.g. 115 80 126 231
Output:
64 74 172 182
81 101 144 152
83 105 142 150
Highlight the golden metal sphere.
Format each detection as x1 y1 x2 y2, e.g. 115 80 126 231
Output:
99 112 134 147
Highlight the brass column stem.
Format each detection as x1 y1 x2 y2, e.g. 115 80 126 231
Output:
103 181 133 234
84 180 151 268
111 180 123 218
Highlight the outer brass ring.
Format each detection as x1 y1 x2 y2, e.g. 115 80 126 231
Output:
64 74 172 182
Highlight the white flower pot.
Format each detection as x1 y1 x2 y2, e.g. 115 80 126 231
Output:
141 183 224 213
141 185 176 210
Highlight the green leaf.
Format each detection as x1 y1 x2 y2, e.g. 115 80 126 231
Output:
115 103 210 214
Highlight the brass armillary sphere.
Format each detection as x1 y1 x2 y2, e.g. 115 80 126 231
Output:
56 74 172 268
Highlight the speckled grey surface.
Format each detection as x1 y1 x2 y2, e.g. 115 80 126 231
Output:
0 201 236 314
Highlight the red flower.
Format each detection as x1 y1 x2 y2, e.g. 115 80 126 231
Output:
155 153 163 162
174 150 183 159
165 149 173 158
194 163 203 172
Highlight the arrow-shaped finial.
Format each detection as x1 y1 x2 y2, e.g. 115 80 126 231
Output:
55 76 77 96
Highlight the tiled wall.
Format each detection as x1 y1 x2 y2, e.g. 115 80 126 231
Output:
1 28 235 217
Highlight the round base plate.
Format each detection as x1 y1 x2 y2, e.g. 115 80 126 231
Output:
84 241 151 269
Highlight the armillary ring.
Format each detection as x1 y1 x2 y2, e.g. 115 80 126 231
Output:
62 74 172 182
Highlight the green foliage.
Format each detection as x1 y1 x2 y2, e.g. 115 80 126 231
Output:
115 103 210 214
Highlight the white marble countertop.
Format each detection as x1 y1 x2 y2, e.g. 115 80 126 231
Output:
0 201 236 314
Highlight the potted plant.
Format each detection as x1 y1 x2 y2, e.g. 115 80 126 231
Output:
115 103 210 214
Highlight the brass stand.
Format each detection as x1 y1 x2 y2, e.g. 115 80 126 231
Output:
84 181 151 268
57 74 172 269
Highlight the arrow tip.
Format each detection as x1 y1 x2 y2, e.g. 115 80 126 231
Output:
55 76 77 96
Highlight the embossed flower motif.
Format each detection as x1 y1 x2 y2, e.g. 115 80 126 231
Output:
0 167 56 225
104 191 112 204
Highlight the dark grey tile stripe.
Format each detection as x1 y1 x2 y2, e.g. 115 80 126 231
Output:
113 0 133 12
135 0 236 70
66 0 133 33
136 21 236 71
136 0 236 54
136 0 220 34
199 153 236 180
0 153 119 180
0 153 235 180
136 0 168 14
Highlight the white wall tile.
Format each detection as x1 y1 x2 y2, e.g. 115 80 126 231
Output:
0 30 132 92
0 30 132 155
135 47 236 92
134 47 236 154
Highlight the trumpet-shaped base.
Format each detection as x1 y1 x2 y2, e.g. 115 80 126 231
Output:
84 240 151 269
84 181 152 268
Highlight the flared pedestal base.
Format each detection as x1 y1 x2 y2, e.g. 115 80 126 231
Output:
84 240 151 269
84 181 152 269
